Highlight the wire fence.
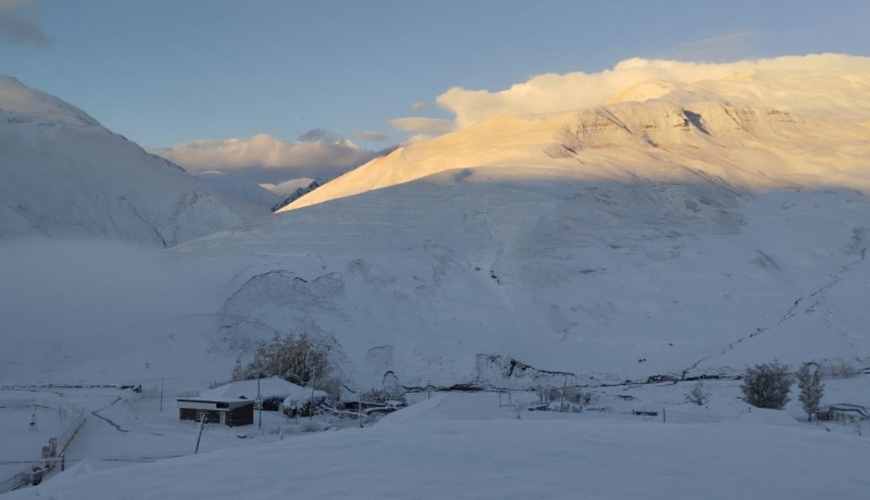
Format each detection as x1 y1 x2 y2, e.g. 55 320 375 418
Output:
0 401 86 493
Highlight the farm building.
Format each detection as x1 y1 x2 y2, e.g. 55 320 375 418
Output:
177 397 254 427
200 377 303 404
816 403 870 422
200 377 319 411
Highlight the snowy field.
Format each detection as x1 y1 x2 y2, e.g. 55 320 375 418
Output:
3 375 870 498
0 405 69 481
3 380 870 500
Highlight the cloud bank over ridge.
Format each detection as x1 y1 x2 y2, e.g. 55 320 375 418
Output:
436 54 870 127
158 132 369 184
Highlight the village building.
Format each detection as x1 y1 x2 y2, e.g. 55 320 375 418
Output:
199 377 305 410
177 397 254 427
181 377 327 423
816 403 870 422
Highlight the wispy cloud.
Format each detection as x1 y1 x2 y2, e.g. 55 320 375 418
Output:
354 130 387 142
158 132 369 183
389 117 456 136
0 0 51 47
660 32 759 62
410 101 431 111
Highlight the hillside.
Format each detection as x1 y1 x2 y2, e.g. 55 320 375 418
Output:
2 60 870 392
195 171 282 210
162 61 870 390
0 75 268 246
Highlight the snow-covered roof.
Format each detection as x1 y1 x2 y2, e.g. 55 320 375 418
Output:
820 404 870 418
200 377 305 400
282 387 330 406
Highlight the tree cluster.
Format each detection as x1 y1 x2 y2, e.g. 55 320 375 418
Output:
741 361 825 419
741 361 792 409
232 332 340 396
535 385 592 411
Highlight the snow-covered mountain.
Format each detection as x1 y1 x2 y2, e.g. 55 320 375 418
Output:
195 171 282 211
269 177 326 211
0 75 268 246
260 178 316 198
156 58 862 389
3 57 870 392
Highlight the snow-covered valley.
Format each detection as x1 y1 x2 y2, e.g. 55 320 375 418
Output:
2 54 870 497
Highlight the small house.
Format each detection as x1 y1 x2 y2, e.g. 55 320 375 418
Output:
816 403 870 422
177 397 254 427
199 377 305 411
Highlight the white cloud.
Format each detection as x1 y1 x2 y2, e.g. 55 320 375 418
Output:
389 117 456 136
410 101 431 111
158 133 369 183
436 54 870 127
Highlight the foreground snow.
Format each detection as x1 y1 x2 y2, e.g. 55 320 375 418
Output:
7 405 869 500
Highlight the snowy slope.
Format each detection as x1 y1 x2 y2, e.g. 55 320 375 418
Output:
2 60 870 392
164 64 870 390
0 75 268 246
5 56 870 500
259 177 315 198
195 171 281 210
284 100 870 211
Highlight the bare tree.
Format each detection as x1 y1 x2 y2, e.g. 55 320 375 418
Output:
796 362 824 421
685 381 708 406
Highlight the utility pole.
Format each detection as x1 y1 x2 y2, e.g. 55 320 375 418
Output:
358 391 363 428
194 414 207 454
257 374 262 430
159 378 164 412
309 377 315 422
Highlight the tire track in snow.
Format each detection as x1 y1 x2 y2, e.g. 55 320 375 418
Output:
91 397 164 436
90 397 127 433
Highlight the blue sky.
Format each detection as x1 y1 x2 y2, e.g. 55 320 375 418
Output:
2 0 868 182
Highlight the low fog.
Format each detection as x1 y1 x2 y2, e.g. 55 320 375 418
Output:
0 238 235 385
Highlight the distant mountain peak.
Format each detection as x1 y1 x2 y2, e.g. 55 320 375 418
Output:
0 74 100 126
0 74 268 245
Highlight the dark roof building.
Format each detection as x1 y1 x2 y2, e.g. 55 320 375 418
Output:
177 397 254 427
